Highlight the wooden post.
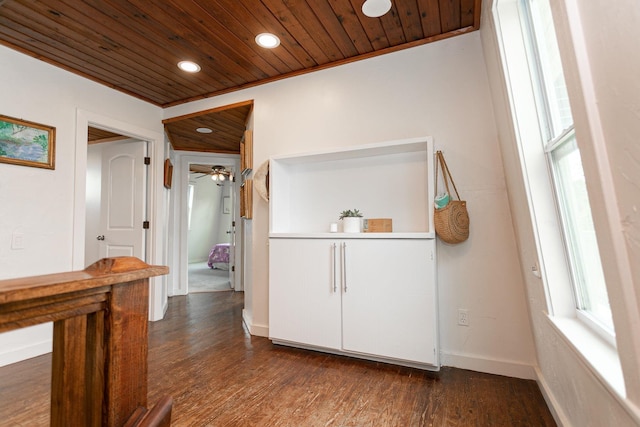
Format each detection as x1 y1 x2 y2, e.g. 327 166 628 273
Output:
104 280 150 427
0 257 169 427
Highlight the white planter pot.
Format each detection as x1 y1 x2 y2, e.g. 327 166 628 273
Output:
342 217 362 233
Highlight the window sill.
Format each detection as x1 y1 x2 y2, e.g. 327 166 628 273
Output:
547 314 624 398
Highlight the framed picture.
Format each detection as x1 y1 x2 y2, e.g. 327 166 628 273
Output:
164 159 173 189
0 114 55 169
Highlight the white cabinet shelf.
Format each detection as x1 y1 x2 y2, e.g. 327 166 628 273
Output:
269 137 435 235
268 137 439 370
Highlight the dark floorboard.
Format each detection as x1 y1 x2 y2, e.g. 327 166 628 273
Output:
0 291 556 426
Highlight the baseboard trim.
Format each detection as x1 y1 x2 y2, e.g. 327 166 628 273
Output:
242 309 268 337
272 339 441 371
440 350 536 380
534 366 570 427
0 339 52 367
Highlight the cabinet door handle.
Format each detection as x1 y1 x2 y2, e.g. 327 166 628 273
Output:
342 242 347 293
331 243 337 292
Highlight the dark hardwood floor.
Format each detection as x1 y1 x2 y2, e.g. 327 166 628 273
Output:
0 291 556 426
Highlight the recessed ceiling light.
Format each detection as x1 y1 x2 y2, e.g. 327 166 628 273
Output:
196 127 213 134
178 60 201 73
362 0 392 18
255 33 280 49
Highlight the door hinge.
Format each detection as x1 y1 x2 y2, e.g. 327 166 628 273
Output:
232 221 236 227
143 221 150 229
231 265 235 272
144 157 151 165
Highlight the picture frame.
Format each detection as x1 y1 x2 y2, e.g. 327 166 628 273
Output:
223 196 231 214
241 179 253 219
240 129 253 174
0 114 55 169
164 159 173 189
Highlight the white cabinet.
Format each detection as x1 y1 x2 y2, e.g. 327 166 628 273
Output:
269 238 342 350
269 237 438 368
268 137 439 369
341 239 437 365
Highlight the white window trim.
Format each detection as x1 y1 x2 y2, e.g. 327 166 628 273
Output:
492 0 624 396
547 315 625 402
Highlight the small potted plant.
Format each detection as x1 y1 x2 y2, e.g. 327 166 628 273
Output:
339 209 363 233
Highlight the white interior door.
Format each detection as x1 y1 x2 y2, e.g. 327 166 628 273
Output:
98 140 147 260
228 218 236 289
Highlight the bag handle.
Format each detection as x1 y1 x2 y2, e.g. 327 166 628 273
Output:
435 150 462 201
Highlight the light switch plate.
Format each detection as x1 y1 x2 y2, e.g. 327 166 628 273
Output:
11 232 24 249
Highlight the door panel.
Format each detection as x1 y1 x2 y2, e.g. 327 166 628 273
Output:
98 140 146 261
341 239 437 365
269 238 342 350
228 218 236 290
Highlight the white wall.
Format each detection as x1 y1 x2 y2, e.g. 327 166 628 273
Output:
188 177 227 263
165 32 537 378
481 0 640 424
0 45 165 366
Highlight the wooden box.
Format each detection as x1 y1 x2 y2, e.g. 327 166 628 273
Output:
363 218 392 233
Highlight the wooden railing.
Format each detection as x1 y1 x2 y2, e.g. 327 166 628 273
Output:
0 257 170 427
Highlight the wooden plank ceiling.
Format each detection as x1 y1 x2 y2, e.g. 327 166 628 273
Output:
0 0 481 153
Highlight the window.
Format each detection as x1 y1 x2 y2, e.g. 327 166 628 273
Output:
188 184 195 231
520 0 613 333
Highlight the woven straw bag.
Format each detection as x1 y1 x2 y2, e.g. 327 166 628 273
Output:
434 151 470 244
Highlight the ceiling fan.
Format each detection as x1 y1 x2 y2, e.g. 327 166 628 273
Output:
192 165 234 182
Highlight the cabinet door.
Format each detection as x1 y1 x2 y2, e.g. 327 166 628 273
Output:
269 238 342 350
341 239 438 365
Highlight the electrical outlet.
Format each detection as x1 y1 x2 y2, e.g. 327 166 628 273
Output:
458 309 469 326
11 232 24 250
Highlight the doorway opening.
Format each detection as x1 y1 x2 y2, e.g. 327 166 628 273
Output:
74 110 167 321
170 152 242 296
187 163 235 292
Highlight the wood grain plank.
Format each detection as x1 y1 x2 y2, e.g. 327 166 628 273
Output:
439 0 462 32
264 0 343 63
327 0 374 55
211 0 308 71
418 0 443 37
461 0 476 27
85 310 105 427
51 315 92 426
305 0 360 58
162 0 281 80
233 0 317 68
395 0 426 42
257 0 329 66
379 7 408 46
191 0 294 74
348 0 390 50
